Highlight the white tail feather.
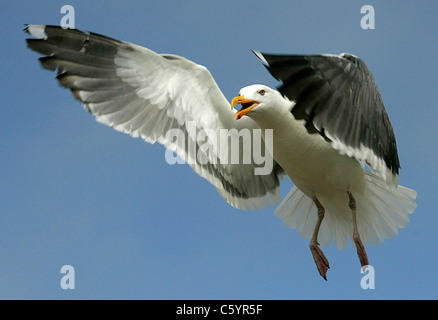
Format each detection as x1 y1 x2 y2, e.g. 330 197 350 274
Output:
275 172 417 250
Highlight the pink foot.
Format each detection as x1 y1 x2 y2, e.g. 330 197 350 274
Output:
309 242 330 280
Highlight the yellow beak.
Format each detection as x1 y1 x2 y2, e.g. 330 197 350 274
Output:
231 96 259 120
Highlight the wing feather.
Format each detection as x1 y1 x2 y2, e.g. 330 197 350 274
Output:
255 51 400 186
25 25 284 210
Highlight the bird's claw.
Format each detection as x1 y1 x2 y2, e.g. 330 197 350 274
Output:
309 242 330 280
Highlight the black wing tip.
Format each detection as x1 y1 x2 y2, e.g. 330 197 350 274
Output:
340 52 362 61
24 24 123 47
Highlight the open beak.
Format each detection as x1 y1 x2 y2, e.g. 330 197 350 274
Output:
231 96 260 120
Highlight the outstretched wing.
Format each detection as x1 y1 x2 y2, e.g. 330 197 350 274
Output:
25 25 284 210
254 51 400 187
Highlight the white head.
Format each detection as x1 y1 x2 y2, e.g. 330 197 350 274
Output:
231 84 290 120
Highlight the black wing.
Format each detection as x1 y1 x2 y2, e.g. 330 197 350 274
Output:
255 51 400 186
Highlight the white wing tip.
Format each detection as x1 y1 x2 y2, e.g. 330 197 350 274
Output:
25 25 48 40
327 133 399 187
252 50 269 65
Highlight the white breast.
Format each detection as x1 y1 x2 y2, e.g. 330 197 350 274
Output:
256 107 365 199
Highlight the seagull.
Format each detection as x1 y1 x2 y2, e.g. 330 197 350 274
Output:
25 25 417 280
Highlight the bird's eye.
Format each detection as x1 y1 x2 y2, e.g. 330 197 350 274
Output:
258 89 265 96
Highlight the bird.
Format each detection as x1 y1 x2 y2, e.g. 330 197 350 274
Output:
25 25 417 280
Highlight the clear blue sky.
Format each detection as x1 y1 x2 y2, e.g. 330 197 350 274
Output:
1 0 437 299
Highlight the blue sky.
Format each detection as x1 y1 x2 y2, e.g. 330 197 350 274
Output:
1 0 437 299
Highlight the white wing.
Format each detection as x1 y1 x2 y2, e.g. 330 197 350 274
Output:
25 25 284 210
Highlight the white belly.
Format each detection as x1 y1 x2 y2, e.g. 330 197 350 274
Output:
263 113 365 199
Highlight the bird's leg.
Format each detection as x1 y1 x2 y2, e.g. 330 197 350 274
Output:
309 198 330 280
348 192 369 269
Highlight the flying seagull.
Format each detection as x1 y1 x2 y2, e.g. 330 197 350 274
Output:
25 25 417 280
